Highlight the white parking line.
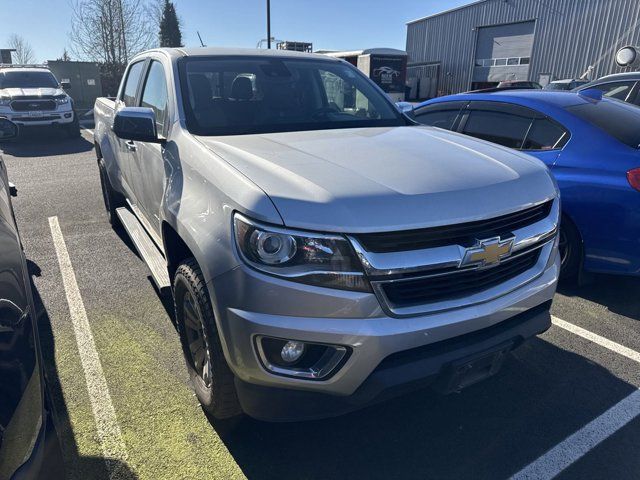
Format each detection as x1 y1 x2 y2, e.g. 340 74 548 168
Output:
511 316 640 480
552 316 640 364
49 216 131 479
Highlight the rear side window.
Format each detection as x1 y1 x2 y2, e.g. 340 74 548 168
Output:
590 81 636 101
121 61 145 107
140 61 169 131
462 110 531 149
523 118 569 150
566 100 640 148
412 102 465 130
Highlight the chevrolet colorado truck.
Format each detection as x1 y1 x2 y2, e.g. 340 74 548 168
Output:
93 47 560 422
0 65 80 138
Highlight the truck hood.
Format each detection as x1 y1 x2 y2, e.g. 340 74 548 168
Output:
196 126 557 233
0 87 64 98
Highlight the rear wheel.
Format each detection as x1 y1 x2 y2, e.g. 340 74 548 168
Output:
174 258 242 420
98 159 125 227
559 216 581 280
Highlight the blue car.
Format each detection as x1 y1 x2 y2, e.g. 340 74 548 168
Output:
411 90 640 278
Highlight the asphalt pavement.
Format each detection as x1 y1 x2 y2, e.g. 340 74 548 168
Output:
2 130 640 480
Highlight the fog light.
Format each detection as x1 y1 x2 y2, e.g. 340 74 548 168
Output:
281 340 305 364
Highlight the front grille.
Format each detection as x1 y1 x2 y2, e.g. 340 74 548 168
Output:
381 249 540 308
355 201 553 253
11 99 57 112
14 115 61 122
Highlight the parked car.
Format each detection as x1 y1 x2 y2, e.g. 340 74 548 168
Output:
544 79 589 91
0 65 80 138
94 47 560 422
497 80 542 89
0 118 64 478
574 72 640 106
411 90 640 279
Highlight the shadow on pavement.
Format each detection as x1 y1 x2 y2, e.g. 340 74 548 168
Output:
28 261 138 480
210 335 638 480
0 129 93 157
558 273 640 322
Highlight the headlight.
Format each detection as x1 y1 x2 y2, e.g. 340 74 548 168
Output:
54 95 69 105
233 213 371 292
0 97 10 106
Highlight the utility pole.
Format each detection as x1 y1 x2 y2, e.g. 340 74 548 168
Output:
267 0 271 49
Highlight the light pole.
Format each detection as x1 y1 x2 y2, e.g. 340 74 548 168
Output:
267 0 271 49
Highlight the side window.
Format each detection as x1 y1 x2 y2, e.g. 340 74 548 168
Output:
592 81 636 101
462 108 532 149
121 61 145 107
413 103 465 130
140 61 169 131
522 118 569 150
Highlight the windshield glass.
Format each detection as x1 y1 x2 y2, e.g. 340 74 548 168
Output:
566 99 640 148
0 71 59 89
545 83 570 91
179 56 405 136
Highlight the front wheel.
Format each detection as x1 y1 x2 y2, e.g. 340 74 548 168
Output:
174 258 242 420
559 217 581 280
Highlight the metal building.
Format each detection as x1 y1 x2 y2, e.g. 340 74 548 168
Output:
405 0 640 99
46 60 103 115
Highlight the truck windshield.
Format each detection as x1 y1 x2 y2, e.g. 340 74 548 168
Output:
0 71 59 89
178 56 405 136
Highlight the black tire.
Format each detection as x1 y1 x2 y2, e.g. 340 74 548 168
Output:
559 216 581 281
98 159 125 227
66 113 81 138
174 258 242 420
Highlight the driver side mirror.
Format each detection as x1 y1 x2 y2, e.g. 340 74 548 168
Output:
0 118 18 141
112 107 161 143
61 81 71 90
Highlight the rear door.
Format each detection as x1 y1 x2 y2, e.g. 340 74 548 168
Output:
460 101 567 167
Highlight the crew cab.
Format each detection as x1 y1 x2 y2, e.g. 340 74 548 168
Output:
93 48 560 422
0 65 80 138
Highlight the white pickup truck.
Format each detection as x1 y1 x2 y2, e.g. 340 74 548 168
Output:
93 47 560 422
0 65 80 137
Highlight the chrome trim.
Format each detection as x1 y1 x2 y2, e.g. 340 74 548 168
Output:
348 198 559 278
372 240 555 317
255 335 348 380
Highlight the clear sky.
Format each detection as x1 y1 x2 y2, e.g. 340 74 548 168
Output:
1 0 470 62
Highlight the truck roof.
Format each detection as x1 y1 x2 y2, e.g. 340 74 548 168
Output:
133 46 340 63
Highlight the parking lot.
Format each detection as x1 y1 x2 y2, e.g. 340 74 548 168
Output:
3 130 640 480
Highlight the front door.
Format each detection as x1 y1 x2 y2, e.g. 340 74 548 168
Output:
130 59 171 242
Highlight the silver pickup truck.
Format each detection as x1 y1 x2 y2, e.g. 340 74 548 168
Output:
93 47 560 422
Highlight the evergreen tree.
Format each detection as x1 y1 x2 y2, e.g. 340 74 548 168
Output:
159 1 183 48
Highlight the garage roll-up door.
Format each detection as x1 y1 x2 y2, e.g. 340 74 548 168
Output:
473 21 535 83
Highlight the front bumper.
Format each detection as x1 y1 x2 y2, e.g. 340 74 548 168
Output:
210 249 559 421
0 108 74 127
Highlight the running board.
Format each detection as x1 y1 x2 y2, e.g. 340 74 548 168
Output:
116 207 171 292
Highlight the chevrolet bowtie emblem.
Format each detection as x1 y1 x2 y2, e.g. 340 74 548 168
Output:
461 237 514 268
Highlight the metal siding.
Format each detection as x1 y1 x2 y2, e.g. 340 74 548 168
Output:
406 0 640 95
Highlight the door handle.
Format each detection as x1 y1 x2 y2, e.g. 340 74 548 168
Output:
125 140 137 152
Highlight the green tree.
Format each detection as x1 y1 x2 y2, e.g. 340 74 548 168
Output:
159 1 183 48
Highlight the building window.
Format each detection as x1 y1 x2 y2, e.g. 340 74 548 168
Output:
475 56 531 67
